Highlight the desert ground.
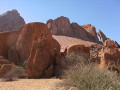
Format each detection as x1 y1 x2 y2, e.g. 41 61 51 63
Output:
53 35 95 51
0 79 69 90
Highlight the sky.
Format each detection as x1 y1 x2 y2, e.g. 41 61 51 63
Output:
0 0 120 43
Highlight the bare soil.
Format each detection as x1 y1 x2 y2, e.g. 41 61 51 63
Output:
53 35 95 51
0 79 68 90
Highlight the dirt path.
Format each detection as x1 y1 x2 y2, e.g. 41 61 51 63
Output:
0 79 67 90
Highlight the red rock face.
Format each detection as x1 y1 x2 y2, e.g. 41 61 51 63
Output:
0 31 19 58
98 30 107 43
81 24 99 42
0 64 12 78
0 9 25 32
66 44 90 59
46 16 99 43
47 16 73 36
0 56 12 78
99 39 120 70
15 22 60 78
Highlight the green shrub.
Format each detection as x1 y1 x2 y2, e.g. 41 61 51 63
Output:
64 53 120 90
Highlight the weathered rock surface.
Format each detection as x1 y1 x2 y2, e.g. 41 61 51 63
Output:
46 16 73 36
98 30 107 43
16 22 60 78
71 23 90 41
103 39 119 48
0 56 11 65
66 44 90 59
99 39 120 70
8 46 20 65
0 9 25 32
47 16 99 43
0 31 19 58
81 24 99 42
0 64 12 78
16 22 60 65
90 44 102 63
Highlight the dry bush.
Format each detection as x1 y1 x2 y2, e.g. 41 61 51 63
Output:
63 53 120 90
2 64 25 82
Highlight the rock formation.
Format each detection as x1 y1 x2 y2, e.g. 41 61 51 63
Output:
0 64 12 78
98 30 107 43
46 16 99 43
81 24 99 42
46 16 73 36
66 44 90 59
0 56 12 78
15 22 60 78
0 31 19 58
0 9 25 32
99 39 120 71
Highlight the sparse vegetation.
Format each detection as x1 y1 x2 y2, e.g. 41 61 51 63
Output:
2 64 25 82
63 53 120 90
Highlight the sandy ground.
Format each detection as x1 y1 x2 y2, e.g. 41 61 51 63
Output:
53 35 95 52
0 79 68 90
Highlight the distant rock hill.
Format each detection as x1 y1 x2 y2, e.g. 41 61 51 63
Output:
0 9 25 32
46 16 100 43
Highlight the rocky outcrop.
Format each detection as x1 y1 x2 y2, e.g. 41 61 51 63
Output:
0 64 12 78
0 56 11 65
46 16 73 36
0 56 12 78
15 22 60 78
66 44 90 59
0 9 25 32
103 39 119 48
71 23 91 41
47 16 99 43
99 39 120 71
90 44 103 63
98 30 107 43
81 24 99 42
8 46 20 65
27 38 58 78
0 31 19 58
16 22 60 65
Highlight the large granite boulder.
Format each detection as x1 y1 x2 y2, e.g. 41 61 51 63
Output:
15 22 60 78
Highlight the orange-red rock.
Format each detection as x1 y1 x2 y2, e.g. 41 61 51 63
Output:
16 22 60 78
98 30 107 43
47 16 99 43
103 39 119 48
16 22 54 65
0 56 11 65
0 64 12 78
99 39 120 69
26 38 56 78
66 44 90 59
81 24 99 42
8 47 20 65
0 31 19 58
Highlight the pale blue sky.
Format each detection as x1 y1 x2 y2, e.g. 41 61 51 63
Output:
0 0 120 43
